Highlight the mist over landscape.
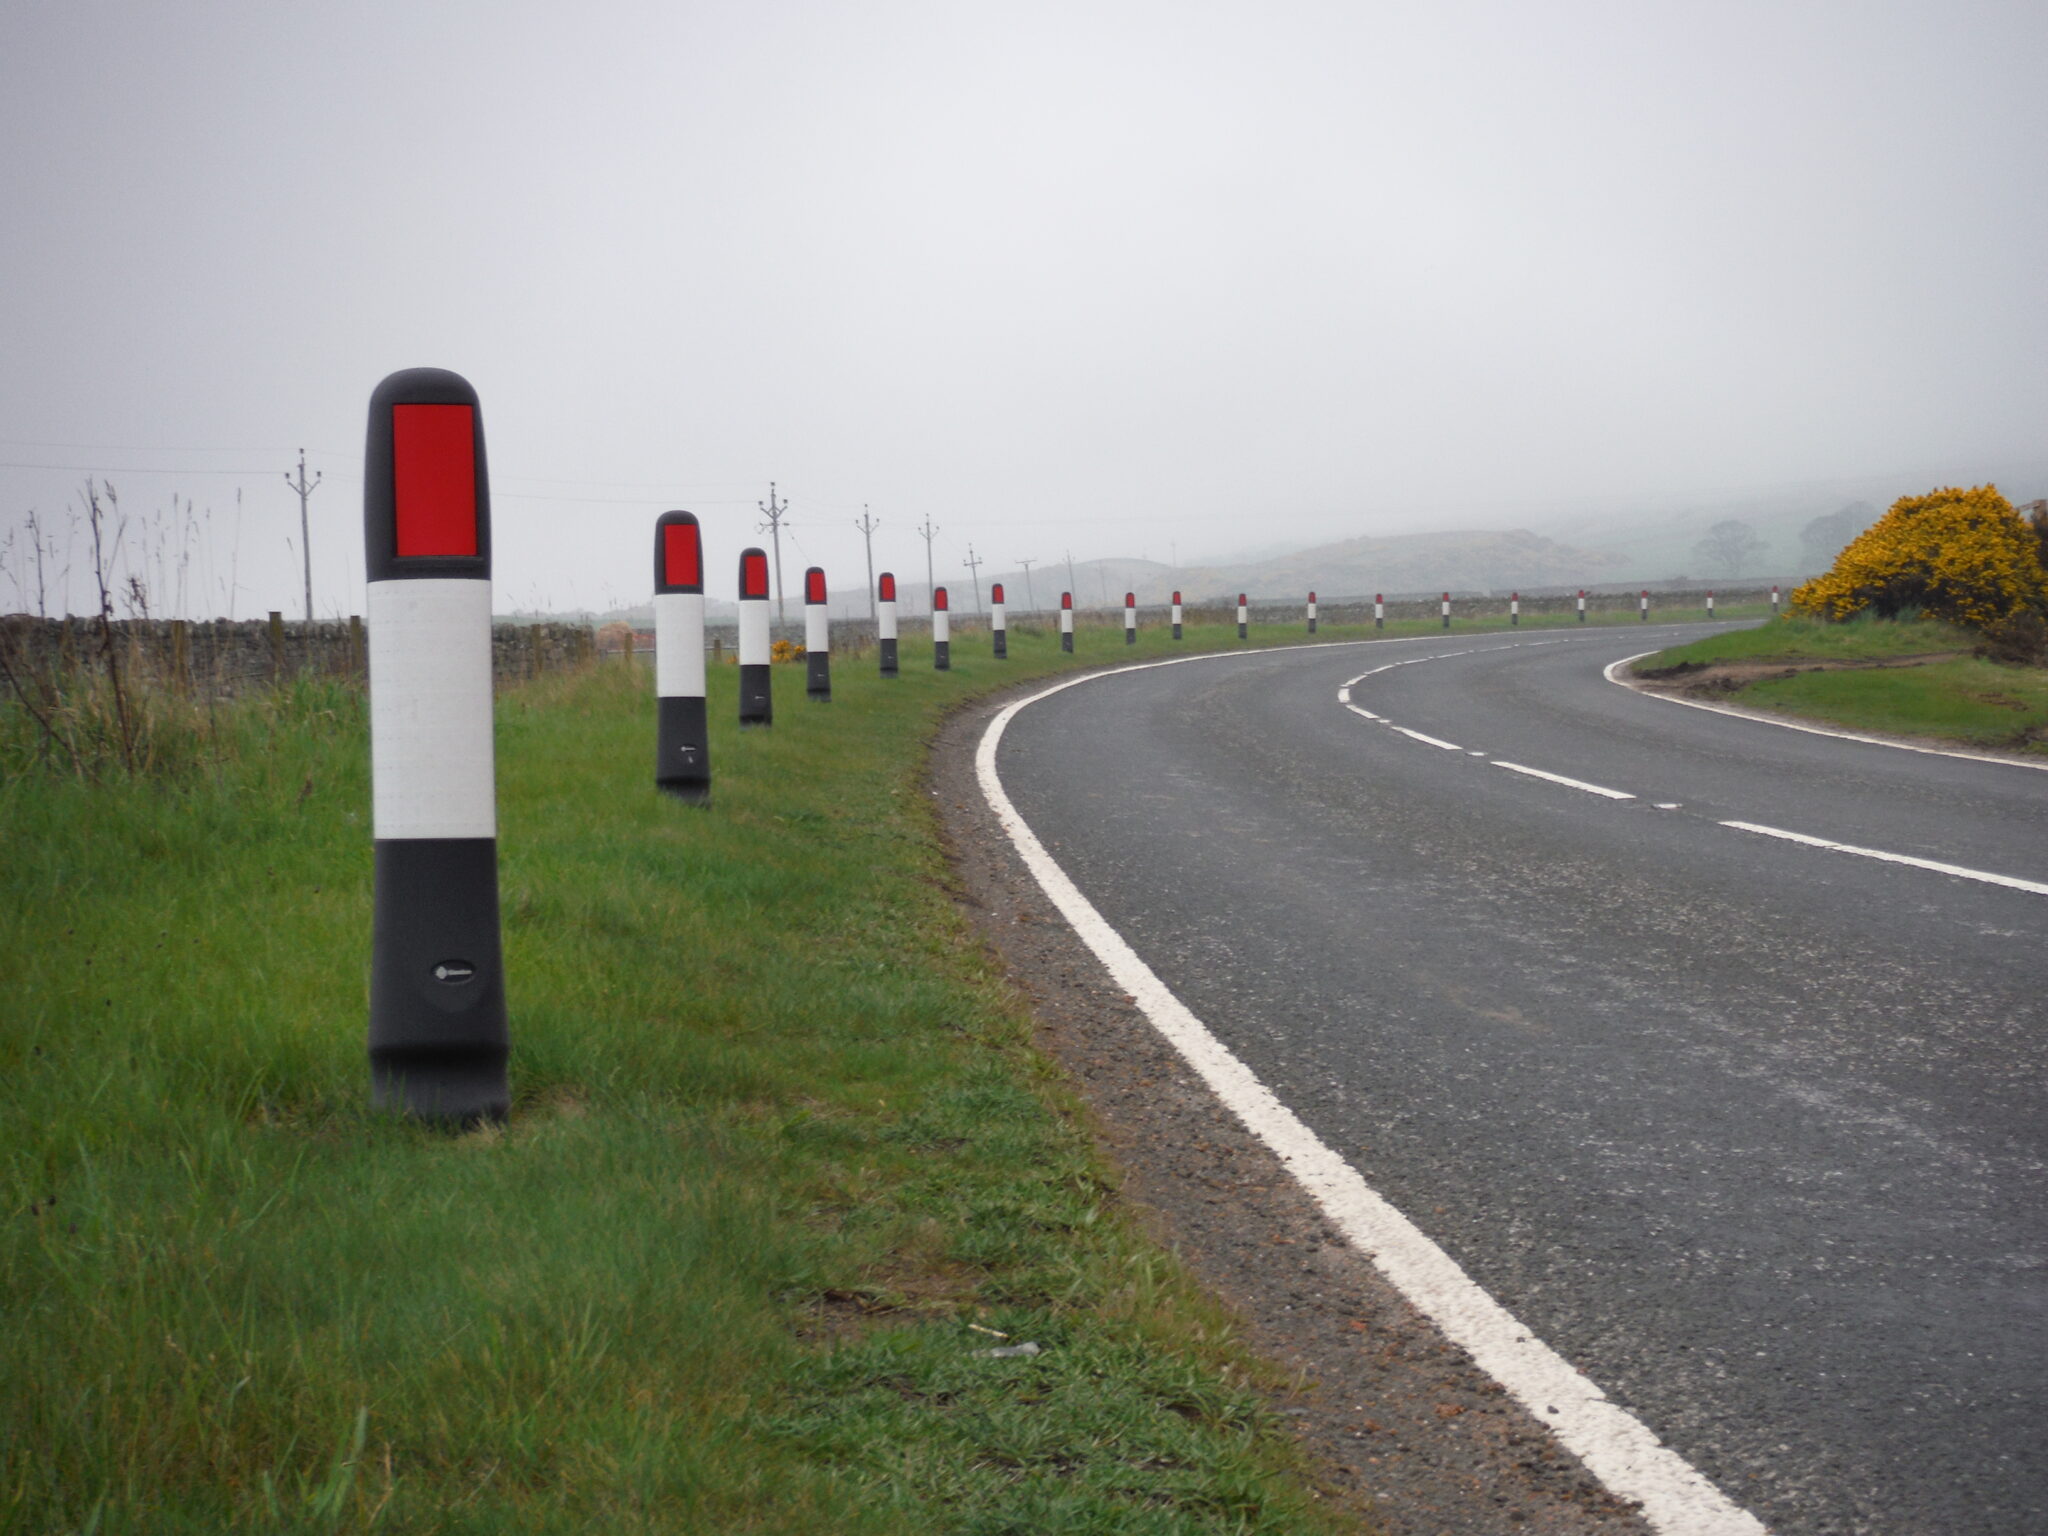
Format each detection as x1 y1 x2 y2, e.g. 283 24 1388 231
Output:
4 2 2043 623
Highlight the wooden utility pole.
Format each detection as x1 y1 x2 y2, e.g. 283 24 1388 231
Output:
757 482 790 626
284 448 323 623
917 515 940 617
1016 557 1038 619
962 544 985 615
854 505 880 625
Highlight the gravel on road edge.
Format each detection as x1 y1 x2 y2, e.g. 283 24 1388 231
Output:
928 678 1654 1536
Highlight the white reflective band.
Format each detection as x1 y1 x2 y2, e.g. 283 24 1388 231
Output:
878 600 898 641
934 609 951 642
1171 604 1182 622
654 592 706 699
992 602 1005 630
368 579 495 840
1060 610 1073 632
739 601 770 665
805 604 828 654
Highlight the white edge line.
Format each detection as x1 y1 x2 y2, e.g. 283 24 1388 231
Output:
1721 820 2048 897
1604 653 2048 774
1493 760 1637 800
977 660 1767 1536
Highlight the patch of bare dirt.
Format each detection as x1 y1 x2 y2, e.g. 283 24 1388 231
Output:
1633 652 1967 698
927 685 1652 1536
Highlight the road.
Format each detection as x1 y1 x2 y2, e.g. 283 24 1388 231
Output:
991 625 2048 1535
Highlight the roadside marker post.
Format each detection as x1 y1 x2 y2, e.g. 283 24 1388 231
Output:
1237 593 1248 640
1441 592 1451 629
1124 591 1137 645
804 566 831 701
738 547 773 726
991 582 1007 658
1578 588 1587 623
363 366 508 1124
1171 590 1183 640
1706 590 1715 621
1640 589 1649 622
878 572 899 676
1375 593 1384 630
1060 592 1074 652
933 585 951 670
653 510 710 803
1510 591 1520 626
1772 584 1781 616
1307 590 1318 634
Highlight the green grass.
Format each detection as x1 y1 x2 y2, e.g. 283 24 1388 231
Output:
1634 610 1977 668
1742 659 2048 751
6 619 1422 1535
1632 613 2048 752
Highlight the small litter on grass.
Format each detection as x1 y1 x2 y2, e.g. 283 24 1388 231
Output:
972 1341 1043 1359
966 1323 1008 1339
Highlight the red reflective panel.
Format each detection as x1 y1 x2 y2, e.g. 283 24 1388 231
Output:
1309 591 1316 603
1172 591 1181 604
934 587 949 611
990 584 1004 603
805 569 826 604
879 573 896 601
1125 592 1134 607
392 404 477 557
742 552 769 597
1238 594 1246 605
1061 592 1072 609
663 523 701 587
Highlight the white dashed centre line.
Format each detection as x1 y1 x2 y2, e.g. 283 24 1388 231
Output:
1492 761 1636 800
1390 725 1464 752
1721 821 2048 898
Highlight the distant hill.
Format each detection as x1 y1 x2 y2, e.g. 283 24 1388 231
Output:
1162 528 1625 602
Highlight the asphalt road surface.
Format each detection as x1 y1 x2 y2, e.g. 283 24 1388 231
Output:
993 625 2048 1535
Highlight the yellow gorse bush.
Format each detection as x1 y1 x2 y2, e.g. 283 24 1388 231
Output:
1791 484 2048 632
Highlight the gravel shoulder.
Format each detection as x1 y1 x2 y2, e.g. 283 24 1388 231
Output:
927 679 1653 1536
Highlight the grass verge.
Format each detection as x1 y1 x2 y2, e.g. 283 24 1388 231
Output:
8 618 1438 1535
1632 614 2048 754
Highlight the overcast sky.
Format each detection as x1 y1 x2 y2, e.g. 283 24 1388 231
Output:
4 0 2044 619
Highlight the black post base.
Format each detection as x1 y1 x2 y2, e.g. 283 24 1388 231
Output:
1172 623 1182 639
739 663 773 725
934 640 950 670
370 837 509 1124
1510 614 1518 626
1376 616 1384 629
1308 618 1317 633
879 638 898 675
993 631 1007 659
1125 628 1135 645
1442 616 1450 629
1237 623 1247 639
1061 632 1073 653
806 654 831 701
656 694 711 800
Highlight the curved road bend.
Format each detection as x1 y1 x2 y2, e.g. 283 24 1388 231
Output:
995 626 2048 1536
